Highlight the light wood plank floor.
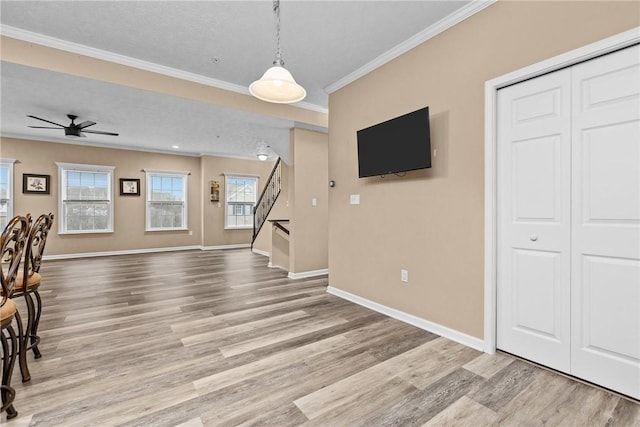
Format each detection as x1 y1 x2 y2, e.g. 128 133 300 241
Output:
3 249 639 426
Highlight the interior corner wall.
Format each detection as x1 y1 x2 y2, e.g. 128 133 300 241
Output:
1 137 202 256
201 155 277 249
289 128 329 274
327 1 640 339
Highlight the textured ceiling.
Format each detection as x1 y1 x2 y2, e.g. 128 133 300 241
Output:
0 1 478 160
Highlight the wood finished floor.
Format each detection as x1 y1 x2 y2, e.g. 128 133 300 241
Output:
3 249 639 426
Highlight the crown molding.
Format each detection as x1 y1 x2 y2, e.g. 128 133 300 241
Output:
324 0 496 94
1 132 202 157
2 131 289 161
0 25 327 114
292 101 328 115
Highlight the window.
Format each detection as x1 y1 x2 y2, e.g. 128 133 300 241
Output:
0 159 16 230
145 169 188 231
225 174 258 229
57 162 115 234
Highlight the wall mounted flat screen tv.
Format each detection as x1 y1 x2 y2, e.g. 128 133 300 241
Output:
357 106 431 178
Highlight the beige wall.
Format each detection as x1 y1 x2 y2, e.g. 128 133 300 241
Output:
289 128 328 274
201 155 276 249
328 1 639 339
1 136 276 256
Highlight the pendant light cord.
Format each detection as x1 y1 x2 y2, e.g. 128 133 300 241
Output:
273 0 284 66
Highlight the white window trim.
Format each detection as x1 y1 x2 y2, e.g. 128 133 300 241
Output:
144 169 189 232
224 173 259 230
0 158 17 224
56 162 115 234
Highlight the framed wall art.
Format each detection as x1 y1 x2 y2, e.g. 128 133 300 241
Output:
120 178 141 196
23 173 50 194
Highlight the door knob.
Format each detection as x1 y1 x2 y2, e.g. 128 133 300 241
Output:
530 235 538 242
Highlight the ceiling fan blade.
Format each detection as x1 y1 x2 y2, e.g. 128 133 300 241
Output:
77 120 97 129
82 130 119 136
27 115 65 127
28 126 62 129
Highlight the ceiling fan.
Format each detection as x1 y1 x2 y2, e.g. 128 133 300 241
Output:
27 114 119 138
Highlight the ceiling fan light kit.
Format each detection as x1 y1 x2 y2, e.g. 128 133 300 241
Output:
250 0 306 104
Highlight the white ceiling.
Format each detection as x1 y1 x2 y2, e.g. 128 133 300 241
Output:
0 1 481 160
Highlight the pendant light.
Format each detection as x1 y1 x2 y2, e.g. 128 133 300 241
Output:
249 0 306 104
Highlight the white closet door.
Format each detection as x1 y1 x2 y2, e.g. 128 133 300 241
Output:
570 45 640 400
496 69 572 372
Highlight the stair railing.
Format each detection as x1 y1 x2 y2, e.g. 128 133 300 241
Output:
252 157 282 247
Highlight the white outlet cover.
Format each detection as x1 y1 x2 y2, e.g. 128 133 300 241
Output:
350 194 360 205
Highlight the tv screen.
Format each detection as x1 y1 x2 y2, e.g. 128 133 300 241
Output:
357 106 431 178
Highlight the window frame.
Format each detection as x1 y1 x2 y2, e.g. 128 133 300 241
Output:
0 158 17 230
144 168 189 232
224 173 259 230
56 162 115 235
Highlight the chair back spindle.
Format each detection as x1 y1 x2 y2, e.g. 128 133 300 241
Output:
22 213 54 285
1 215 30 304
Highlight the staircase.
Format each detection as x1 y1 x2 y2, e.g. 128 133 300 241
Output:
252 157 282 248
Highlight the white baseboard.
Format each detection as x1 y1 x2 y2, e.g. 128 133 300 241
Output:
326 286 484 352
288 269 329 280
268 262 288 271
43 245 203 260
201 243 250 251
252 248 270 257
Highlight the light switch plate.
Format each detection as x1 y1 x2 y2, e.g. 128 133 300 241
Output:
350 194 360 205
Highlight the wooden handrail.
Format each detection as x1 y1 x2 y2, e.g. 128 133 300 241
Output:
269 219 290 235
252 158 282 247
256 157 282 209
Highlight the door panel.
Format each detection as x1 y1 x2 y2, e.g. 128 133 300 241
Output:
581 123 639 223
571 45 640 399
579 256 640 361
512 136 561 222
511 249 563 339
497 69 571 373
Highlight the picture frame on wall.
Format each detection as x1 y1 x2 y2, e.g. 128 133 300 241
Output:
119 178 141 196
23 173 51 195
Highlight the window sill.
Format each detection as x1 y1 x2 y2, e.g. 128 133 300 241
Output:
145 228 189 232
59 230 114 235
224 226 253 231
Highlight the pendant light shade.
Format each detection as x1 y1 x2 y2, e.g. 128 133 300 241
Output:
250 0 306 104
250 65 306 104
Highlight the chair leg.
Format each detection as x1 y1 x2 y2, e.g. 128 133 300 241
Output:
30 291 42 359
1 325 19 419
15 308 31 383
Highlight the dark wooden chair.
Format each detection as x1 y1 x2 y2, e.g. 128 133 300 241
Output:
1 215 30 420
13 212 54 382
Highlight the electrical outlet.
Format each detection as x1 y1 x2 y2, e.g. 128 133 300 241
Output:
312 198 317 207
401 269 408 283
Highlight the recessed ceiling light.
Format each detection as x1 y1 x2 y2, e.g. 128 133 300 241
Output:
172 145 179 149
